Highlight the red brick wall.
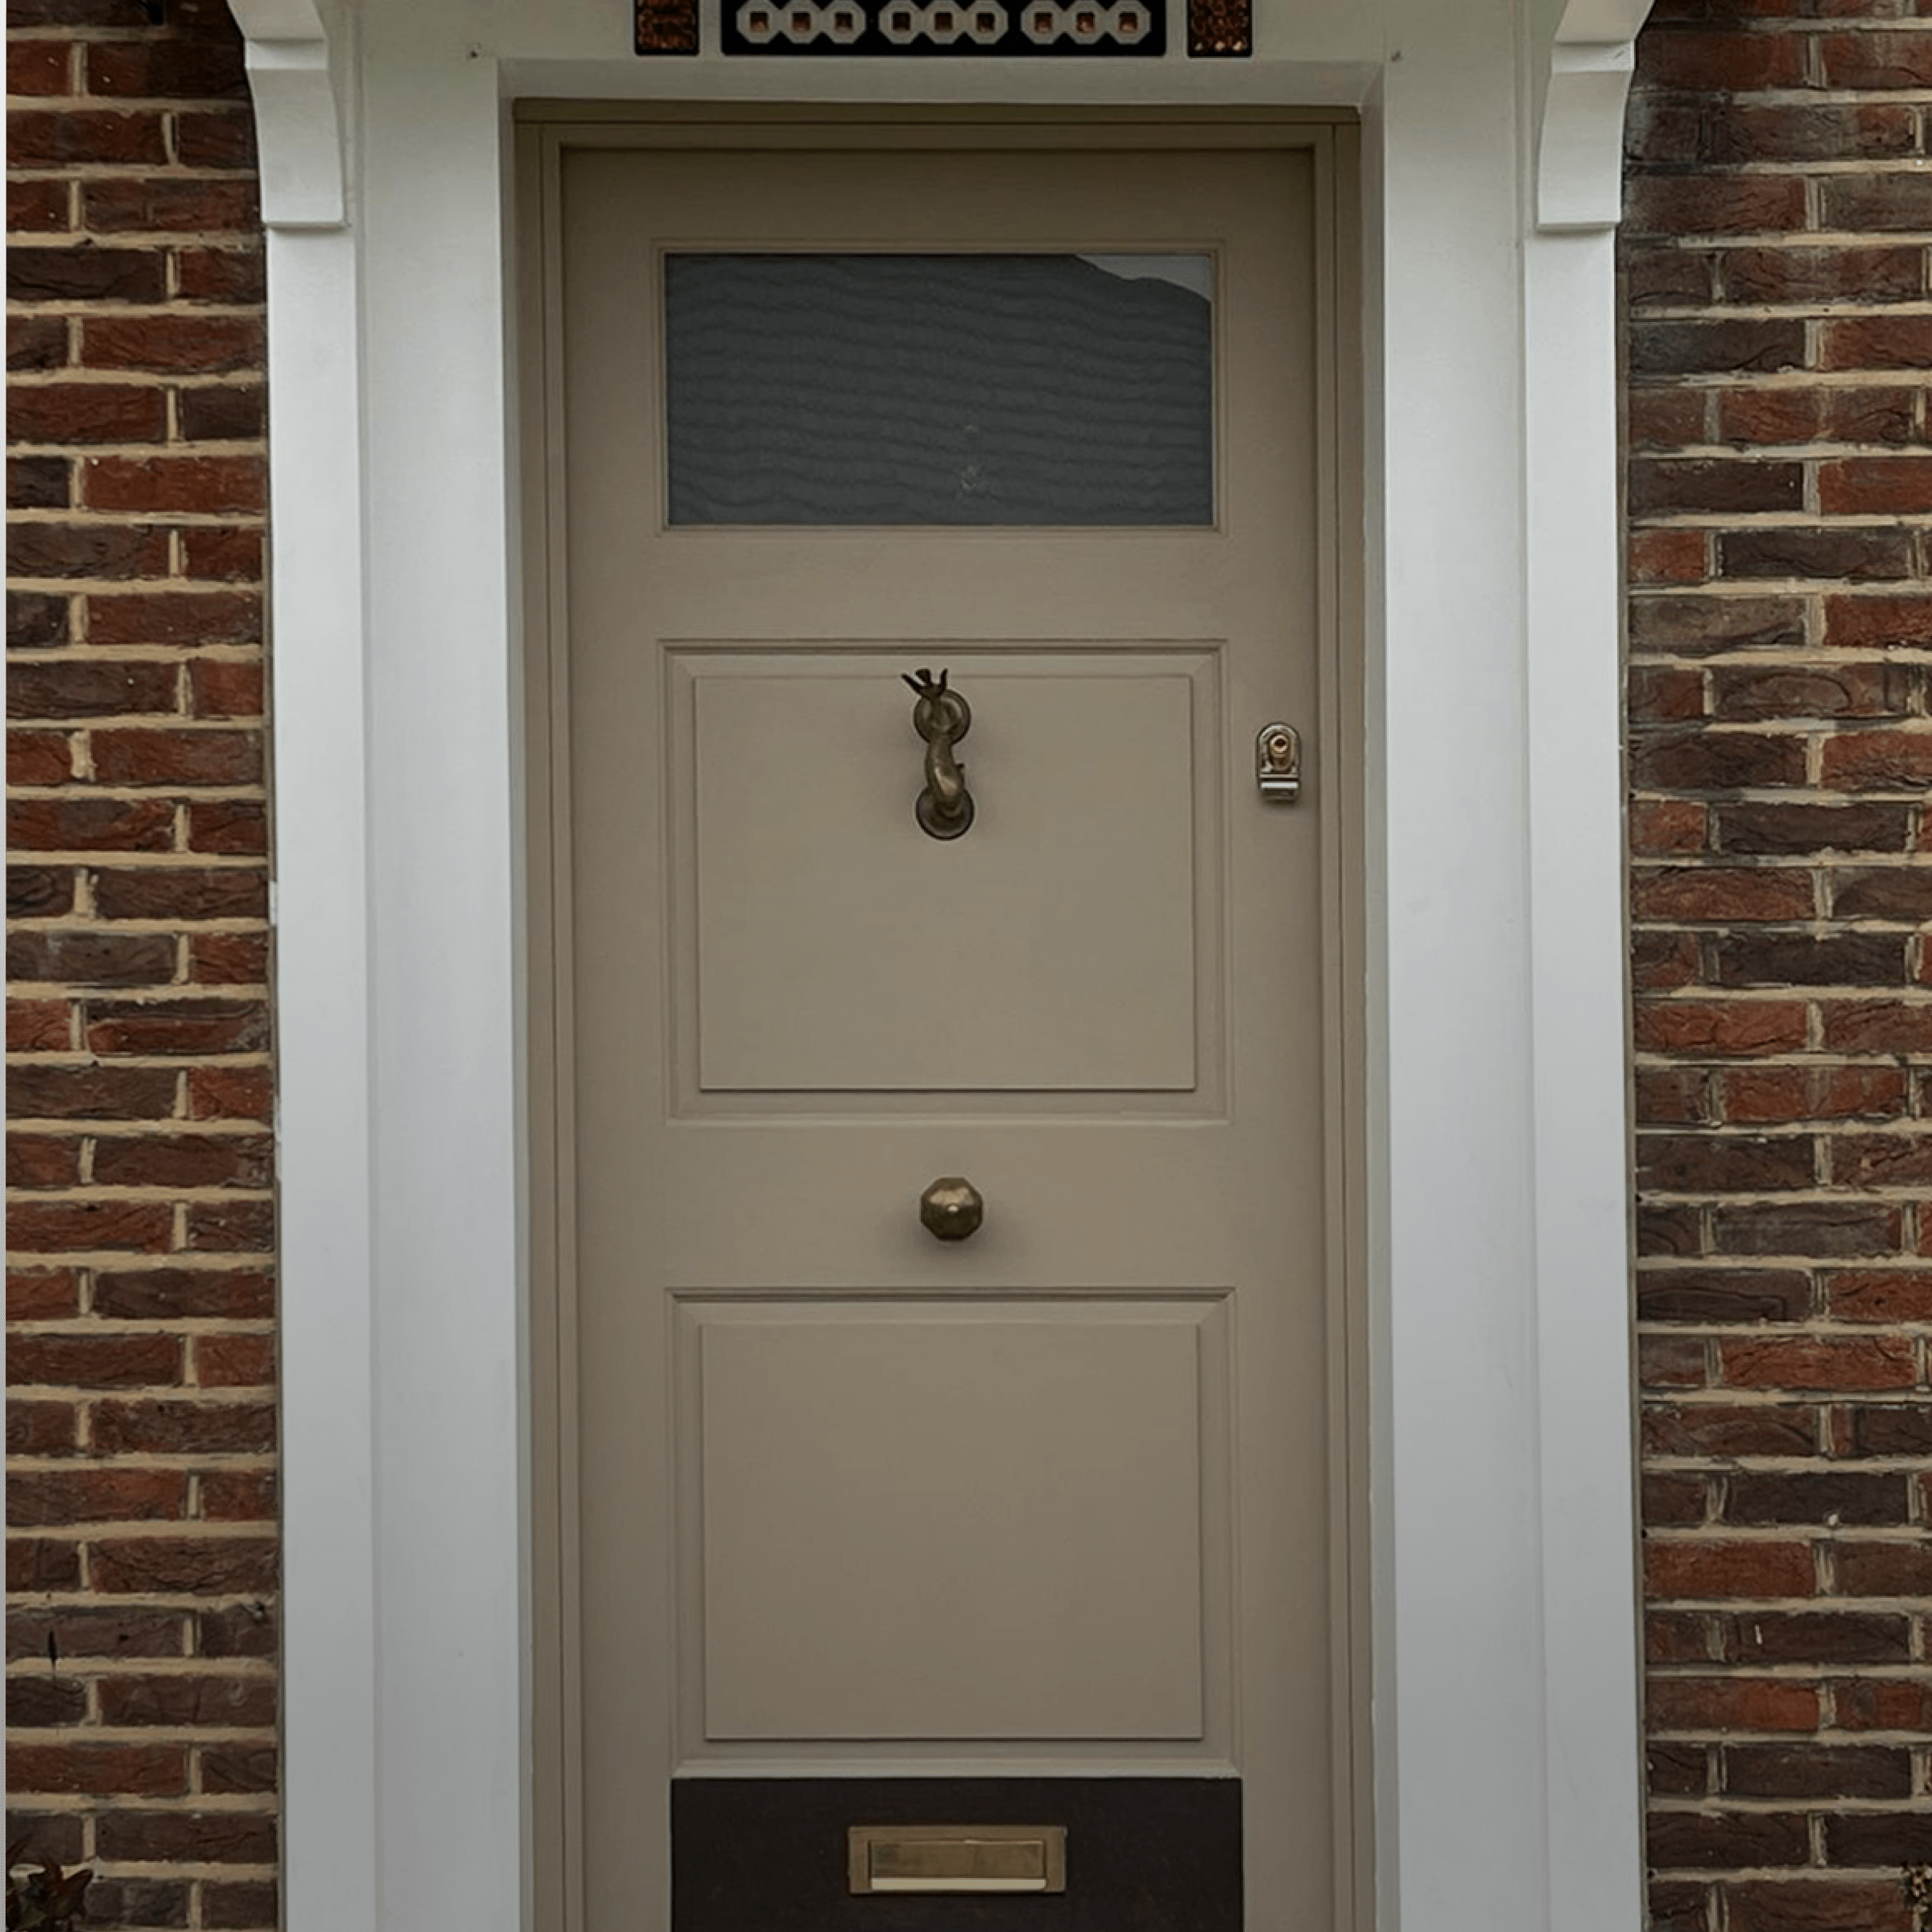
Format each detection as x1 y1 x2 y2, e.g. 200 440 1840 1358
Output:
9 0 1930 1926
1624 6 1932 1930
6 2 277 1926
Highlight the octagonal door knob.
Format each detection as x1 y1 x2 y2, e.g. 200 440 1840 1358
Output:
919 1175 984 1242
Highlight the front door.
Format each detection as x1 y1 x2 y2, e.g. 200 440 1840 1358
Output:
544 128 1352 1930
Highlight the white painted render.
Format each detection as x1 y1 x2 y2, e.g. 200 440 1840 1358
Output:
244 2 1648 1927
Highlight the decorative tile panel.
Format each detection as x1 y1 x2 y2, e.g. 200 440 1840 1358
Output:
638 0 1252 57
1186 0 1249 55
635 0 700 53
720 0 1163 55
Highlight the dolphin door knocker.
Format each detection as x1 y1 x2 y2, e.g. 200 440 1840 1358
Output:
904 667 974 840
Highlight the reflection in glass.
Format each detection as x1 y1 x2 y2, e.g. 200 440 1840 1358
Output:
664 253 1213 526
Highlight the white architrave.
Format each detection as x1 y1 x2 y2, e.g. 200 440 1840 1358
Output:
235 3 1649 1928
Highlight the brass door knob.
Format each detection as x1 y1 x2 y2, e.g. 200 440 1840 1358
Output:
919 1176 984 1241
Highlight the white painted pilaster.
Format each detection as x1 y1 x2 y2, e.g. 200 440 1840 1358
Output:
231 6 374 1930
1525 224 1646 1932
1527 6 1649 1926
261 210 378 1932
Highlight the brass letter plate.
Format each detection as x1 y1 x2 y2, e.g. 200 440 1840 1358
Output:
848 1823 1067 1894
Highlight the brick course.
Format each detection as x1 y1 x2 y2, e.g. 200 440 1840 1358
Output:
1625 6 1931 1929
6 2 275 1926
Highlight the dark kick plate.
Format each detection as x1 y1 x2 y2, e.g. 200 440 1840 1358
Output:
672 1777 1241 1931
721 0 1165 57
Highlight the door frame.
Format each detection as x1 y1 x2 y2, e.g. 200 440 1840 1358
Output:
247 8 1649 1928
517 109 1369 1932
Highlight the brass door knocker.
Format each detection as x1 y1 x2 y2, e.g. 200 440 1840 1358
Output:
904 667 973 840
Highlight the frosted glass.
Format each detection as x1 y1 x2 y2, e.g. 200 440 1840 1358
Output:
664 252 1213 526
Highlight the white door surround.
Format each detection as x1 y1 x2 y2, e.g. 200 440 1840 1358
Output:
234 1 1652 1928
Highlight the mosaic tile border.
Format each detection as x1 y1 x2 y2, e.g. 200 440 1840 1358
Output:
638 0 1249 68
718 0 1164 57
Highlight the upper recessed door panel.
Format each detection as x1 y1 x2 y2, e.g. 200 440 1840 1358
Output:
671 646 1220 1104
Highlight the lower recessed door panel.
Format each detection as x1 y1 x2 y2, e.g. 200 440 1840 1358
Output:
683 1298 1224 1745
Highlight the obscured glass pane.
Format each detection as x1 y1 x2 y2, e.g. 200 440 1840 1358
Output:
664 253 1213 526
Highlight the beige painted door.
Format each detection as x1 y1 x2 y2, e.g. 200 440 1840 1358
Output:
555 138 1338 1929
